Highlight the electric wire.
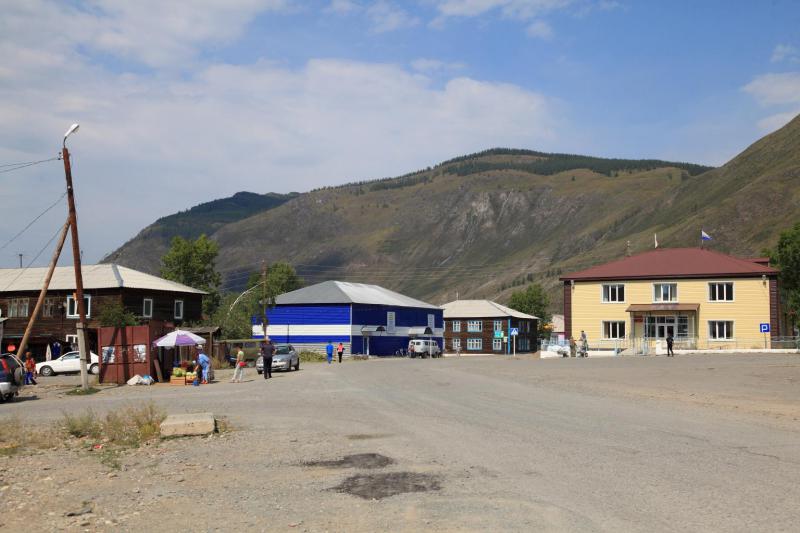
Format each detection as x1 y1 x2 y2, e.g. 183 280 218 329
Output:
0 192 67 252
1 224 67 292
0 156 60 174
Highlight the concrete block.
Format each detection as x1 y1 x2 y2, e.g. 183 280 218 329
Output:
160 413 216 438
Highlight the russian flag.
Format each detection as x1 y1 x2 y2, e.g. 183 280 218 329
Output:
701 230 712 241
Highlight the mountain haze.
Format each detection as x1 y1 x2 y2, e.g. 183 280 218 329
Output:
104 114 800 309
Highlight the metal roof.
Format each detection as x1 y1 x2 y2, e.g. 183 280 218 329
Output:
275 280 440 309
560 248 779 281
442 300 538 320
0 264 206 294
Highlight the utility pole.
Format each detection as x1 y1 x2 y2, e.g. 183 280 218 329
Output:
261 261 269 340
18 253 23 268
62 124 89 391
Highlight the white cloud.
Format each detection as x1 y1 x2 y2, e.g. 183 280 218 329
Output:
366 1 419 32
526 20 554 39
743 72 800 132
326 0 360 14
0 2 560 266
434 0 572 19
771 44 800 64
410 58 466 73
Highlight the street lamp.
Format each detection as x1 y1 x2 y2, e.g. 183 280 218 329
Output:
62 123 90 390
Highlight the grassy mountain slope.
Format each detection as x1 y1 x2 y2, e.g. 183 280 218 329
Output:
105 113 800 312
103 191 298 272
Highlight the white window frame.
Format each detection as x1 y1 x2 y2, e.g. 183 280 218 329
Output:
601 284 625 303
42 297 59 318
708 320 734 341
451 320 461 332
493 320 504 331
8 298 30 318
65 334 78 346
602 320 626 339
452 338 461 350
174 299 184 320
66 295 91 318
467 320 482 333
142 298 153 318
466 338 482 351
492 338 503 351
386 311 396 334
708 282 734 302
653 283 678 303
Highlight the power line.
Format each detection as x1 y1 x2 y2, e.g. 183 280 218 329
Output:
0 192 67 252
1 224 67 292
0 156 60 174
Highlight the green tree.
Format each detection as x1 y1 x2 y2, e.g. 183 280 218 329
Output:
508 283 551 335
97 302 139 328
160 235 222 316
768 222 800 332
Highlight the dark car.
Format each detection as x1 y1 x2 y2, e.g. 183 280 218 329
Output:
0 353 25 402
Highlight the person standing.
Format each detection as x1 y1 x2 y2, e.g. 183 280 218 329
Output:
262 339 275 379
197 345 211 384
569 337 577 358
337 342 344 364
326 341 334 364
230 345 246 383
666 332 675 357
24 352 37 385
580 330 588 358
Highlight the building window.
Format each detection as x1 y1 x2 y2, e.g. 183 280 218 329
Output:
452 338 461 350
678 315 689 338
602 321 626 339
387 311 396 333
428 314 435 329
65 334 78 347
602 284 625 302
467 320 482 332
492 338 502 351
8 298 30 318
66 295 91 318
653 283 678 302
709 282 734 301
709 320 734 340
174 300 184 320
451 320 461 332
493 320 503 331
42 297 59 318
142 298 153 318
467 338 482 351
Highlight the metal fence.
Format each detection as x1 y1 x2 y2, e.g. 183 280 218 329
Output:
542 336 800 355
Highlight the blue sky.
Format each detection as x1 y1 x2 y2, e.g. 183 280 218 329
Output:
1 0 799 267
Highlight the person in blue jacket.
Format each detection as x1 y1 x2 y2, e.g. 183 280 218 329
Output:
197 345 211 384
326 341 334 364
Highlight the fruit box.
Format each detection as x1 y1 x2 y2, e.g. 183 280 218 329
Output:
170 376 187 386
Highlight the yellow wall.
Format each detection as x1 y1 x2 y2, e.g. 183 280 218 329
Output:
570 277 772 349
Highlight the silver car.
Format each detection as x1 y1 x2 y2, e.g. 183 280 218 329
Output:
256 344 300 374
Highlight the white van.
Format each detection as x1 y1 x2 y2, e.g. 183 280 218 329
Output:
408 339 441 358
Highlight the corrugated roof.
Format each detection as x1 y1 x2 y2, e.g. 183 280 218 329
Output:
560 248 779 281
0 264 206 294
442 300 538 320
275 281 440 309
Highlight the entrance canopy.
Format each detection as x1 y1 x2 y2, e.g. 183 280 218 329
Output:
361 326 386 334
408 326 433 336
625 303 700 313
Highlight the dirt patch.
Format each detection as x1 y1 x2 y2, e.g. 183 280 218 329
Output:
345 433 391 440
332 472 441 500
305 453 394 469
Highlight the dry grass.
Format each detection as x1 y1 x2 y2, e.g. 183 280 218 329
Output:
62 403 166 448
0 417 60 456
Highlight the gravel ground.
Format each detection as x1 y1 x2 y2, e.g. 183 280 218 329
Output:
2 354 800 532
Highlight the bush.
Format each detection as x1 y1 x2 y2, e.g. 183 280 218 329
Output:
63 410 102 439
299 350 328 363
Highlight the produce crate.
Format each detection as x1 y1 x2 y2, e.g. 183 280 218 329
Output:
169 376 187 386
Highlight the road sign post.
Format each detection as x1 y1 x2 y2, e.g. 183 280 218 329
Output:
510 328 519 356
760 323 770 349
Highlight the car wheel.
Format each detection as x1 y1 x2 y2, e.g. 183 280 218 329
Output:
257 370 262 374
295 359 300 371
90 364 99 375
40 366 54 377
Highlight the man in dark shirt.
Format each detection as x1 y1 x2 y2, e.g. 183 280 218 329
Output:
262 339 275 379
666 333 675 357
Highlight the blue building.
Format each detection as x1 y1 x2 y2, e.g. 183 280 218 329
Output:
251 281 443 356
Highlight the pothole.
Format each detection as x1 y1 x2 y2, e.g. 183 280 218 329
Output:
305 453 394 469
332 472 441 500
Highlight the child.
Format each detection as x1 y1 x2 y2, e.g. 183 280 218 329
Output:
24 352 37 385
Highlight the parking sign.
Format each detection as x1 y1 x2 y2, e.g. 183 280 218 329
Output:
760 323 770 333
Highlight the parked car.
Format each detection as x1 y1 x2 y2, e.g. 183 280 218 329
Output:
408 339 442 358
221 340 263 367
0 353 24 402
256 344 299 374
36 351 100 377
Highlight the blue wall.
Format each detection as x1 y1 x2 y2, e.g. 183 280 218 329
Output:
351 304 443 329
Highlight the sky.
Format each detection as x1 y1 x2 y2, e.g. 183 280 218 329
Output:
1 0 799 268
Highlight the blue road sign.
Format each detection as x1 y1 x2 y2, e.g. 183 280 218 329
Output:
510 327 519 336
760 323 770 333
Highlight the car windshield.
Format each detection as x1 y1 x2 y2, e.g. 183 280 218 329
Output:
275 345 291 355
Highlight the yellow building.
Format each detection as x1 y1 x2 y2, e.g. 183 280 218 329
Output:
560 248 781 353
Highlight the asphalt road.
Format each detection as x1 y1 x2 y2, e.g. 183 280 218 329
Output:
3 354 800 532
